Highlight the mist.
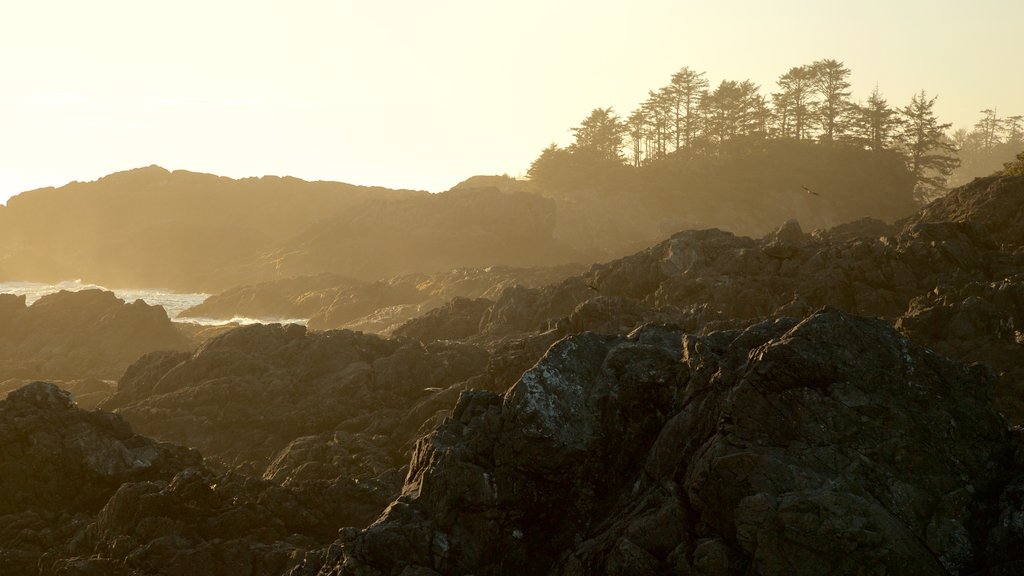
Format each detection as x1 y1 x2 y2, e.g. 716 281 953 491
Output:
2 2 1024 575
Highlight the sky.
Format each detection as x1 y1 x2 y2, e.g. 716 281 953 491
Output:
0 0 1021 204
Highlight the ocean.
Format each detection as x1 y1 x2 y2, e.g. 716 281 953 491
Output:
0 280 308 326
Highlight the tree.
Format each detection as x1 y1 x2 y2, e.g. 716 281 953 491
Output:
702 80 766 145
570 107 626 161
852 86 901 151
973 108 1002 150
811 59 853 143
1003 115 1023 145
625 109 646 167
1001 150 1024 176
774 65 816 140
641 89 673 160
897 91 959 199
667 67 709 149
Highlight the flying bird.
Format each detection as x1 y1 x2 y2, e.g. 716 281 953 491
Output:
801 185 821 197
585 281 600 292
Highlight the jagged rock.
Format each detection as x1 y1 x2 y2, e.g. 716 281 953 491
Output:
761 219 807 259
815 216 894 242
0 382 201 574
0 381 401 576
0 289 190 383
905 174 1024 249
393 297 494 343
897 275 1024 420
182 264 584 333
0 382 201 514
0 378 116 410
104 324 490 479
316 308 1013 575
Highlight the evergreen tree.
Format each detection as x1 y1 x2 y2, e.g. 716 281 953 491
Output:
667 67 709 149
625 109 646 167
852 87 900 151
774 65 816 140
642 88 673 160
702 80 766 145
811 59 853 143
973 108 1002 150
897 91 959 199
570 108 626 161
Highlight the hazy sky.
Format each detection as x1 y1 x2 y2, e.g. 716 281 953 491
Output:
1 0 1020 203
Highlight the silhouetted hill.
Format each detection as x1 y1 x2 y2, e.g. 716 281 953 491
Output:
255 186 584 281
0 168 586 292
0 166 416 291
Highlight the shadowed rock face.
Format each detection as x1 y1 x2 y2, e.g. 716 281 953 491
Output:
0 382 201 573
103 323 491 478
313 309 1014 575
0 382 394 576
897 275 1024 417
0 289 190 383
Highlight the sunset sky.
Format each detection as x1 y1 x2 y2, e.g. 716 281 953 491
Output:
1 0 1020 204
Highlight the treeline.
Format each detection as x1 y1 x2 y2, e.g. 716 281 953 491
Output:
951 109 1024 186
530 60 1019 200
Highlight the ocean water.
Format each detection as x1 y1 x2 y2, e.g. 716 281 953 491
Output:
0 280 308 326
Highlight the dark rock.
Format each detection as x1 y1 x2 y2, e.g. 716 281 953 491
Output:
897 275 1024 421
316 309 1012 575
104 324 490 481
0 289 190 383
393 297 494 343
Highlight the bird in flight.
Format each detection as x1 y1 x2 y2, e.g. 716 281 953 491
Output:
585 281 600 292
801 185 820 196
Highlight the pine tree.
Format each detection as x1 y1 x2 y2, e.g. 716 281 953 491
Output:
811 59 852 143
667 67 709 150
897 91 959 199
774 65 816 140
852 87 900 151
569 108 626 161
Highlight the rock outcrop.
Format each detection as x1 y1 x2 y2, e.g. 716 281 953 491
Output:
0 381 386 576
0 382 200 574
103 324 491 479
179 264 585 334
0 289 190 383
307 309 1017 575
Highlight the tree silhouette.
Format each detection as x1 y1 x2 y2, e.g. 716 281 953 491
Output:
702 80 766 145
625 109 646 167
811 59 852 143
897 91 959 199
852 87 901 151
667 67 709 149
774 65 817 141
570 107 626 161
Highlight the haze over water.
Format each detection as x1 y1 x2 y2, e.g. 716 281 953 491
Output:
0 280 308 326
